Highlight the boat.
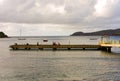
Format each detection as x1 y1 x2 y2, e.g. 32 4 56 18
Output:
43 39 48 42
90 38 98 40
18 38 26 40
18 29 26 40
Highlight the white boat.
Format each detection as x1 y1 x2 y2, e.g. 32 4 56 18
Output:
43 39 48 42
90 38 98 40
18 29 26 40
18 38 26 40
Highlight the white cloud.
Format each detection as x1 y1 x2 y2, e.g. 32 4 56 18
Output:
94 0 120 18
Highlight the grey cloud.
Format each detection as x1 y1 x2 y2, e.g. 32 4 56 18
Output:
111 1 120 17
38 0 64 6
0 0 97 24
0 0 120 36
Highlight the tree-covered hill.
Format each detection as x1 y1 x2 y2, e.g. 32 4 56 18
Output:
71 29 120 36
0 32 8 38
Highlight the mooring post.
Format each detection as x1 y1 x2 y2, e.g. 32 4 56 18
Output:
97 48 101 50
107 47 111 52
28 48 31 50
101 47 111 52
53 48 57 50
83 48 85 50
15 48 18 50
105 47 107 51
101 47 107 51
25 47 27 50
68 48 71 50
39 48 43 50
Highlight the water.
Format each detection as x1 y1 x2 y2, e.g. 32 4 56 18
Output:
0 36 120 81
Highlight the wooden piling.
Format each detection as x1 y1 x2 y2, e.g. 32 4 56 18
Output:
107 47 111 52
68 48 71 50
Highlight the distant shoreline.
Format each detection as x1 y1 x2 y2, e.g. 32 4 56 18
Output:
71 28 120 36
0 32 8 38
1 28 120 38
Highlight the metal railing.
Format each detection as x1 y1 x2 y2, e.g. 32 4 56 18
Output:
100 40 120 44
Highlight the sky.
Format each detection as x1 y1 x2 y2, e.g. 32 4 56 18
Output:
0 0 120 36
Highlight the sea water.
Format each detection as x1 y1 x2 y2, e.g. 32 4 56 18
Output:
0 36 120 81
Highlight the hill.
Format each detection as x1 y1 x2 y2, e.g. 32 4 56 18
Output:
71 29 120 36
0 32 8 38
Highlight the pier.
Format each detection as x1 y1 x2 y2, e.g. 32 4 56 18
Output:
9 36 120 52
10 44 101 50
10 43 120 52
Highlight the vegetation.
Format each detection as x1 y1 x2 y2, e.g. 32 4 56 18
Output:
0 32 8 38
71 28 120 36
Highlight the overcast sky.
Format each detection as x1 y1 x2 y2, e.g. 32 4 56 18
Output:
0 0 120 36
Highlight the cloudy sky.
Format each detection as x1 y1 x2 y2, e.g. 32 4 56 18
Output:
0 0 120 36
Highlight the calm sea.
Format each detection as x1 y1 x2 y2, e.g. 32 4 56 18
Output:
0 36 120 81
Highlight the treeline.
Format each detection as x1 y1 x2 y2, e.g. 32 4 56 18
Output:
71 28 120 36
0 32 8 38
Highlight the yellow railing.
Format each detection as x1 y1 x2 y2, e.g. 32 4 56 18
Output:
100 40 120 44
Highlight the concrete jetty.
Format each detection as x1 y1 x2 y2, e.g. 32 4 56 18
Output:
10 44 101 50
9 36 120 52
9 43 116 52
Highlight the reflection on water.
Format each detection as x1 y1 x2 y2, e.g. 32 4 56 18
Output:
0 36 120 81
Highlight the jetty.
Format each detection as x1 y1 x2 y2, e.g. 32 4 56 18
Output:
10 44 101 50
9 36 120 52
9 42 120 52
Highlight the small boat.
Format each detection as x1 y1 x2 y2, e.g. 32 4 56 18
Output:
18 38 26 40
18 29 26 40
90 38 98 40
43 39 48 42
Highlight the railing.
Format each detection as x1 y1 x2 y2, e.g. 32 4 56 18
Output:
100 40 120 47
100 40 120 44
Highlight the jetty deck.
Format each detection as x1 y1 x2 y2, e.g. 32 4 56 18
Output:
10 44 101 50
